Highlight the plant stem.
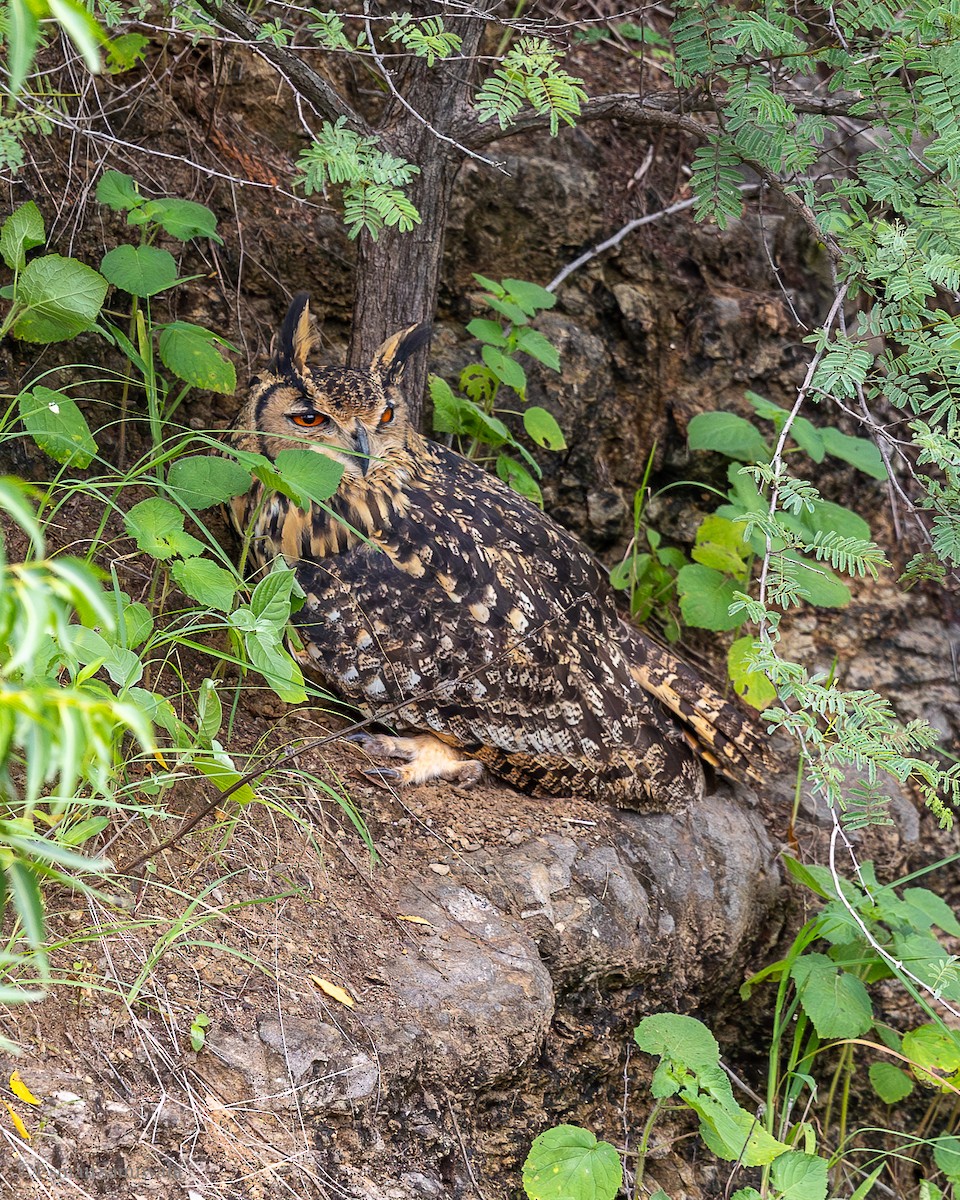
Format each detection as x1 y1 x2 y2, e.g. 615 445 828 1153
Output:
634 1098 664 1190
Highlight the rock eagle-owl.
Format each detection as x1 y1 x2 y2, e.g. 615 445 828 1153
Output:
227 293 763 810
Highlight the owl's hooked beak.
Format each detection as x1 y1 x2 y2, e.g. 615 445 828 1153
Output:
352 423 371 475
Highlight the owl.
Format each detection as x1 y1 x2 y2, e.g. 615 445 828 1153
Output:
227 293 764 811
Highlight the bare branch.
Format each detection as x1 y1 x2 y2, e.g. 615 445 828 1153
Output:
545 183 761 294
456 89 870 147
193 0 374 135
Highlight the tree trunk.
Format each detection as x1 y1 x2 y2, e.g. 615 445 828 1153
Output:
350 145 461 423
349 11 485 425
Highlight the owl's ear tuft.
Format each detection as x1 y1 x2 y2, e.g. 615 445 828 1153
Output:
371 323 432 386
272 292 315 378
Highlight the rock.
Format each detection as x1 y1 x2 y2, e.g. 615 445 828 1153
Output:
194 783 779 1145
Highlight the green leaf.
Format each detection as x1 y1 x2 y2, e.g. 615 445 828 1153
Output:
167 455 251 511
933 1135 960 1180
171 557 239 612
902 1025 960 1090
790 953 873 1037
745 392 825 462
47 0 105 74
157 323 236 393
727 636 777 711
18 386 98 468
1 201 45 271
193 751 256 804
820 427 887 480
791 419 826 463
523 406 566 450
868 1061 913 1104
691 514 750 576
13 255 108 342
196 678 223 746
496 454 542 505
503 278 557 316
466 318 507 347
634 1013 721 1069
472 273 504 296
62 625 143 688
688 412 769 462
59 816 110 847
676 564 745 631
726 461 766 513
121 599 153 648
124 497 206 561
273 448 345 507
900 888 960 938
516 327 561 371
800 500 870 543
106 31 149 72
783 552 851 608
522 1125 622 1200
128 687 190 747
430 379 513 447
244 628 307 702
138 197 223 243
782 856 862 906
890 932 960 999
6 859 46 951
689 1090 790 1166
100 244 178 298
770 1151 829 1200
6 0 41 98
484 295 530 325
95 169 143 212
481 344 527 392
250 566 298 626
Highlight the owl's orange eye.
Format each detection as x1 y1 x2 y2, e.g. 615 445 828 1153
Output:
379 406 394 426
290 411 329 428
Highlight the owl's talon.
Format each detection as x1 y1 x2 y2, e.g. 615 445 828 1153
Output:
350 732 481 788
361 766 402 786
344 731 378 748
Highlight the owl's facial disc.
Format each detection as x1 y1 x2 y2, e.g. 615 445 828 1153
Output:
284 399 377 478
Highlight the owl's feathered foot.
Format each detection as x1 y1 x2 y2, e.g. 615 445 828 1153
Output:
347 732 485 789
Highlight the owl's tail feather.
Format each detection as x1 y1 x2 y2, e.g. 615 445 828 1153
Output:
620 623 772 785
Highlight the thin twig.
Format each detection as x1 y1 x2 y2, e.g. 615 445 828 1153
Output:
463 95 842 262
445 1093 489 1200
757 283 849 609
361 0 507 173
193 0 372 133
545 183 760 293
829 817 960 1021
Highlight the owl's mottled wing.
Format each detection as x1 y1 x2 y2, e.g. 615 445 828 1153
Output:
291 444 704 809
619 624 772 782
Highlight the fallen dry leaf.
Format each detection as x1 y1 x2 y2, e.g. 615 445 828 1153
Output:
9 1072 40 1106
310 976 356 1008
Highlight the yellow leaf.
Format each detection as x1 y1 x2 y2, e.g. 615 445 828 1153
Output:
3 1100 30 1140
310 976 355 1007
9 1071 40 1105
397 914 434 927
